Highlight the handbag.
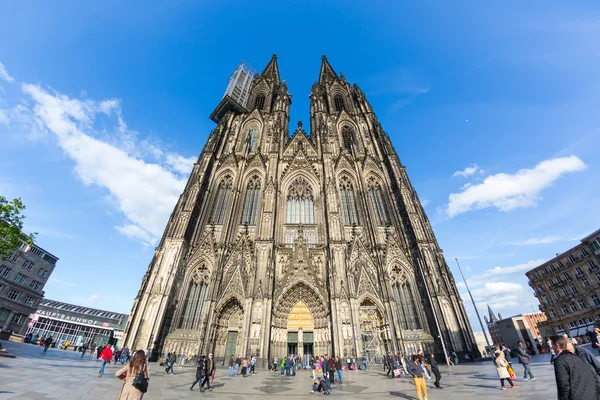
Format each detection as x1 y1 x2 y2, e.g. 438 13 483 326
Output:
132 370 149 393
506 365 515 380
212 368 216 382
393 368 401 377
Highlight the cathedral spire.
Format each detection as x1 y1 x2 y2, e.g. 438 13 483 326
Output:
261 54 280 82
487 304 499 323
318 55 338 83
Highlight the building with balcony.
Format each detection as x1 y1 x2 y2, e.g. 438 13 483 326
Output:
0 240 58 335
526 229 600 338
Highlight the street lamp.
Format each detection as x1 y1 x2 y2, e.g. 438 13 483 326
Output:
455 258 492 359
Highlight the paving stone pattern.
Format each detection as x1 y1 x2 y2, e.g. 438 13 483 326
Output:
2 340 591 399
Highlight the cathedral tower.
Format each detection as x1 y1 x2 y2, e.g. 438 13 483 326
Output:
122 55 477 364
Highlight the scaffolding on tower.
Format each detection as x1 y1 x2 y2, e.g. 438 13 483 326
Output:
210 61 257 123
359 305 382 365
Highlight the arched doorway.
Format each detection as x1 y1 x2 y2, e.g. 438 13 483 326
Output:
359 298 386 364
212 297 243 363
287 301 315 366
272 281 329 362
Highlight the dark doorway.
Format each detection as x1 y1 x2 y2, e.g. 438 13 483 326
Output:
288 342 298 355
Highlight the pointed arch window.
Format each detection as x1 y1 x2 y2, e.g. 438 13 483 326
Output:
339 176 358 226
241 175 261 225
367 177 389 226
286 177 315 224
178 275 208 330
211 174 233 225
334 95 345 112
246 127 258 152
254 94 266 110
392 281 421 330
341 126 354 154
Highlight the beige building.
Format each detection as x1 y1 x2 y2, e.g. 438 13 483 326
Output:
526 229 600 338
0 240 58 334
122 55 476 365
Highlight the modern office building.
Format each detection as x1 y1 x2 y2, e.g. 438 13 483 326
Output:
0 239 58 334
26 299 128 347
526 229 600 338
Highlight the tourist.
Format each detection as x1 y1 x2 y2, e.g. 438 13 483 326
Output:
241 357 248 377
451 350 458 365
116 350 149 399
385 352 394 378
98 345 113 375
408 354 427 400
165 352 176 374
285 355 292 376
428 353 442 389
203 353 216 391
235 354 242 375
321 356 332 392
292 355 297 376
594 328 600 356
43 336 53 352
228 355 235 375
446 350 454 365
514 340 535 381
310 356 330 395
567 339 600 389
552 335 598 400
120 347 129 364
96 344 104 359
335 356 343 384
190 355 207 391
250 355 257 374
361 353 367 370
327 354 336 383
280 356 286 375
80 341 89 358
494 351 516 390
399 353 408 374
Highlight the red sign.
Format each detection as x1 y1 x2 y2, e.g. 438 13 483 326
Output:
102 322 109 327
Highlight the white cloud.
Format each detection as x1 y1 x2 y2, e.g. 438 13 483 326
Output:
0 69 195 245
165 153 196 175
447 156 586 217
88 294 99 302
457 259 545 289
20 83 189 245
453 163 482 178
463 281 529 313
0 62 15 83
508 236 579 246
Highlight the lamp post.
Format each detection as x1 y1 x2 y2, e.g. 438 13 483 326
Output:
454 258 492 358
416 258 450 367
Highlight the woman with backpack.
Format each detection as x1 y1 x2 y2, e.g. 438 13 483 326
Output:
116 350 149 399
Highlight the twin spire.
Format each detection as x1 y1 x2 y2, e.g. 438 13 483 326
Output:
258 54 339 83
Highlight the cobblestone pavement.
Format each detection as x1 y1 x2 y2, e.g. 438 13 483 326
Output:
2 340 592 399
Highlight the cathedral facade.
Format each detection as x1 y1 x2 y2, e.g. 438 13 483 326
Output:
122 55 477 364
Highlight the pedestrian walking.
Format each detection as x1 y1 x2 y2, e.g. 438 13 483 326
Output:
428 353 443 389
120 347 130 364
98 345 113 375
407 355 428 400
494 351 517 390
202 353 216 391
568 339 600 391
451 350 458 365
241 357 248 377
235 355 242 375
80 341 89 358
250 355 257 374
310 356 330 395
43 336 53 352
115 350 148 399
190 355 207 391
385 352 394 378
228 355 235 375
326 355 336 383
514 341 535 381
551 335 598 400
335 356 343 384
165 352 176 374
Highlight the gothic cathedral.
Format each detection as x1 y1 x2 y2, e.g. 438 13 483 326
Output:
122 55 477 364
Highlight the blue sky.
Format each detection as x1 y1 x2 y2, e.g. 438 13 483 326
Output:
1 1 599 331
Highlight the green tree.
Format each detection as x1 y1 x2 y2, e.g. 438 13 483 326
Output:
0 196 36 261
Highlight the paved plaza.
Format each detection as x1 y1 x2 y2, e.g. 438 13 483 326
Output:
1 340 589 399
